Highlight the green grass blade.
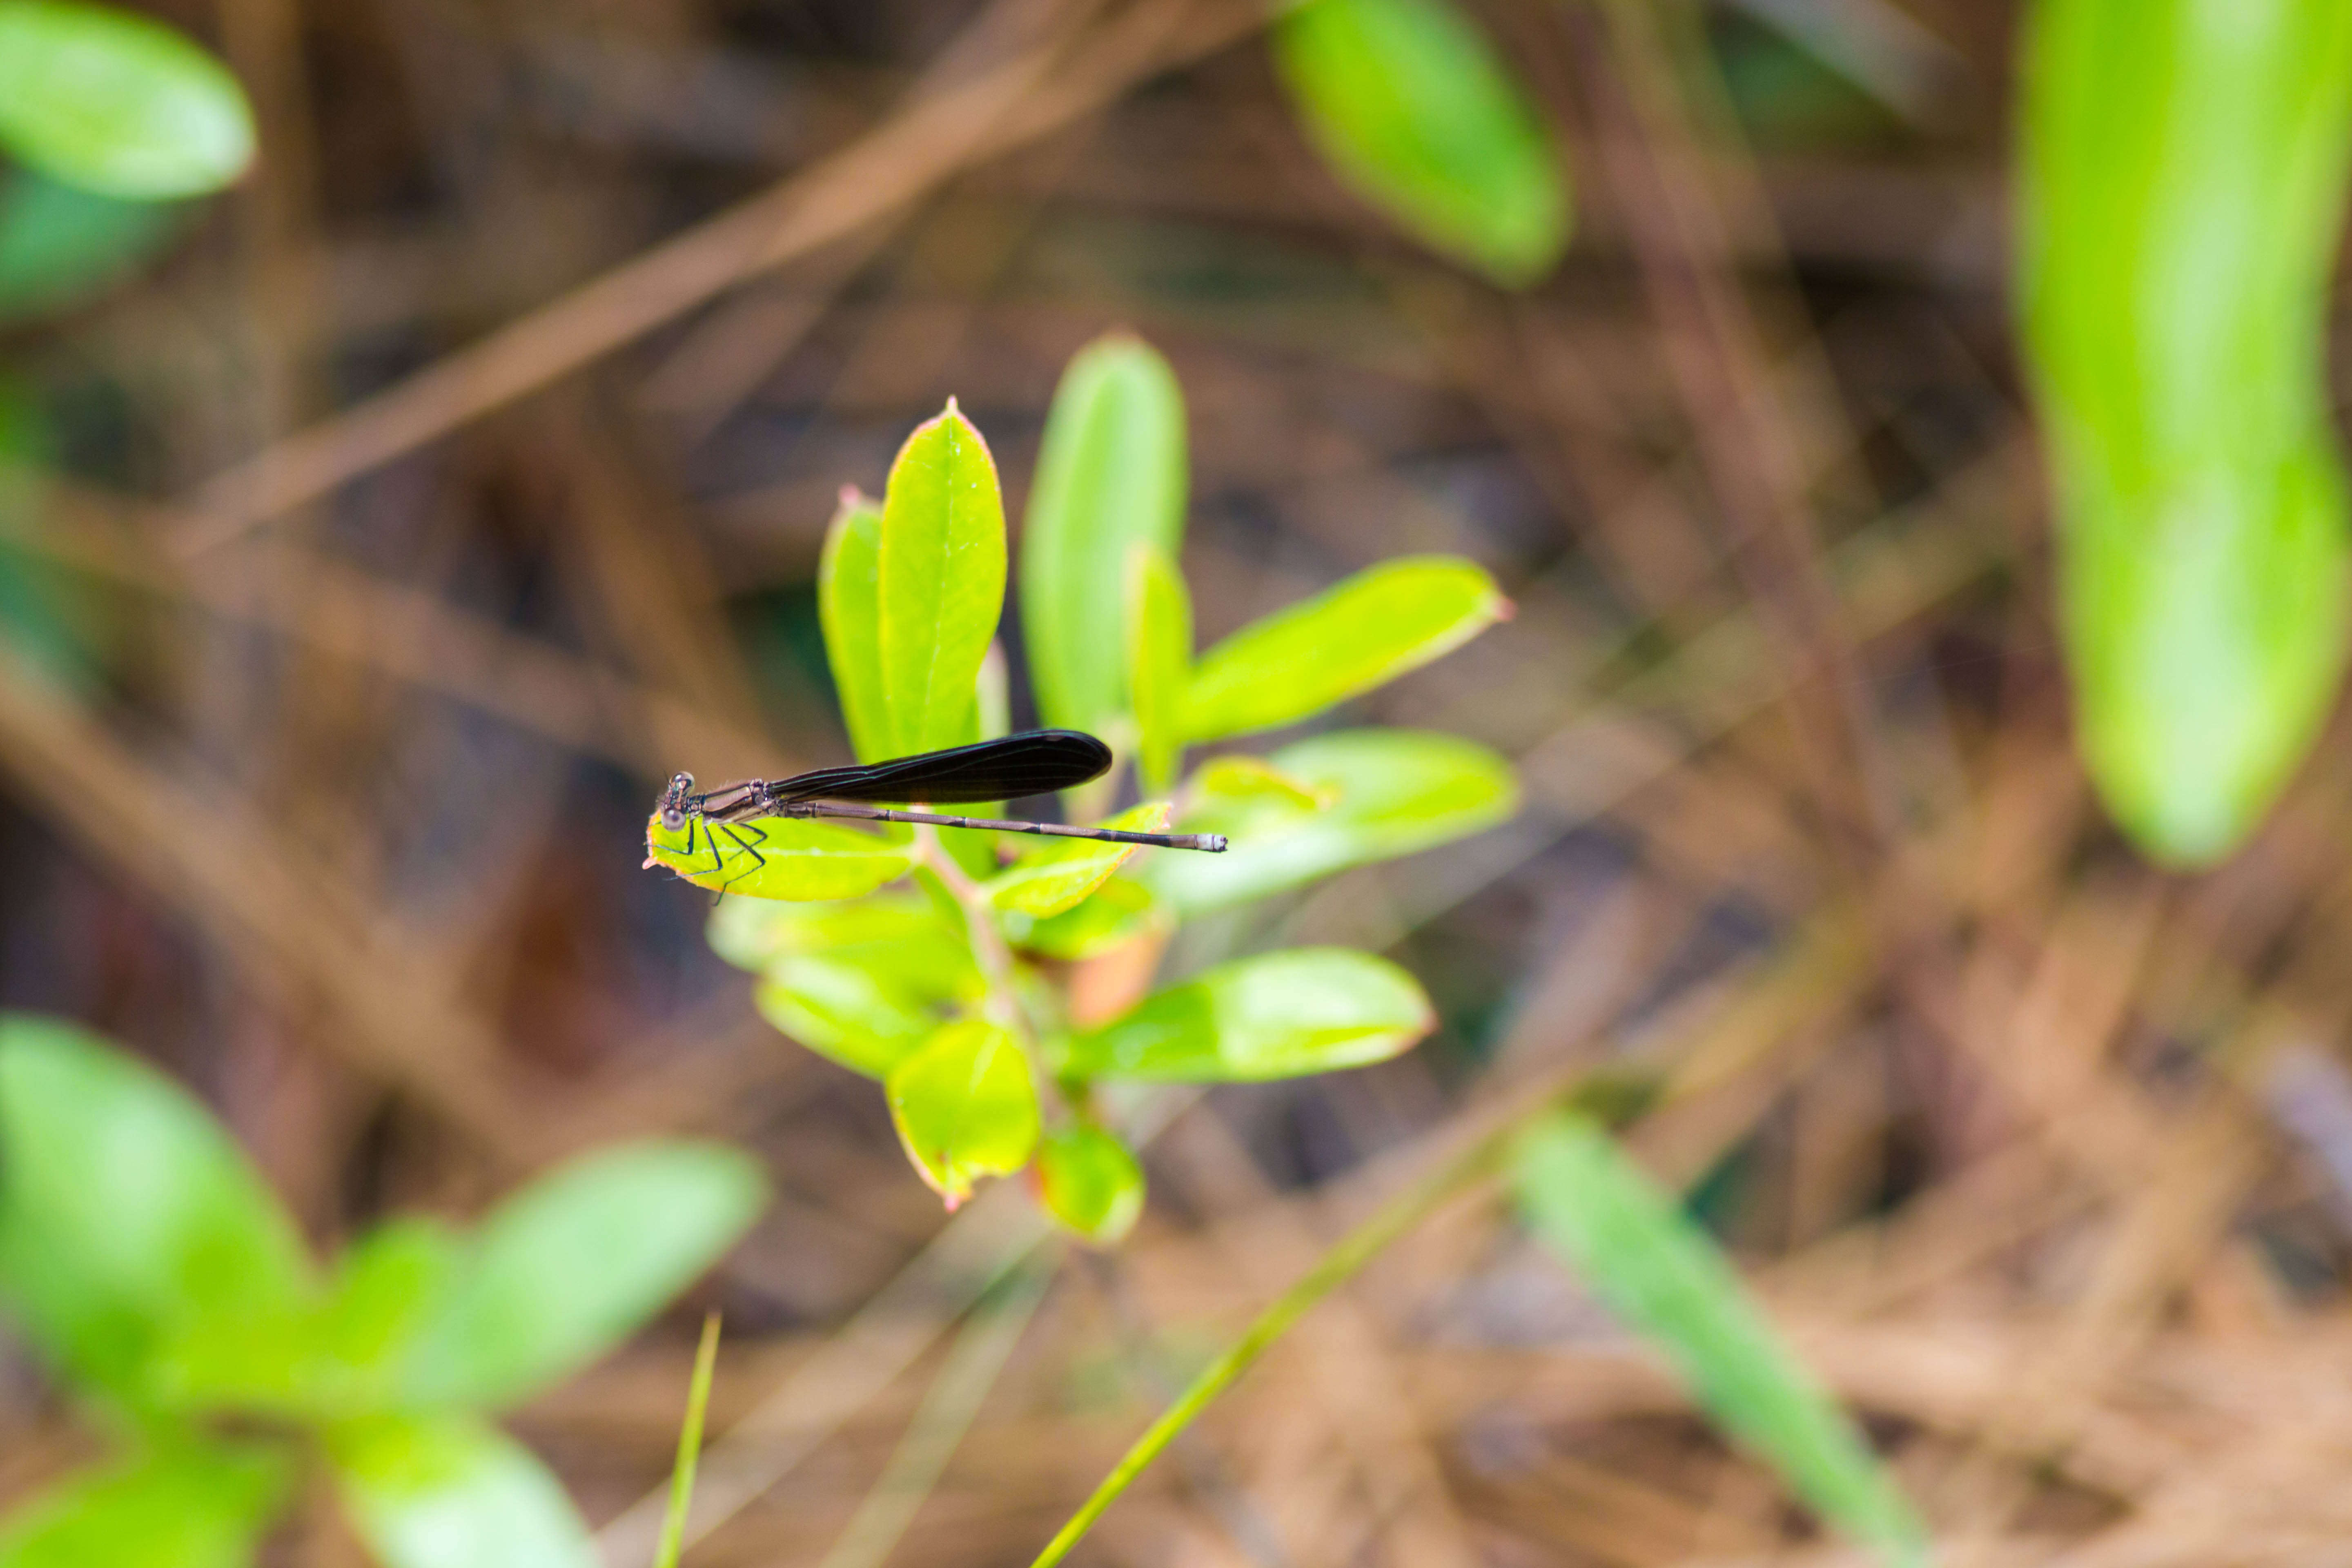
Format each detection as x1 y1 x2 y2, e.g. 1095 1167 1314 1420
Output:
817 1265 1050 1568
653 1312 723 1568
1025 1132 1503 1568
1512 1112 1927 1566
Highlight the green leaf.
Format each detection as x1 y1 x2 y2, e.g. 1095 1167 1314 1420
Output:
708 891 972 980
1512 1113 1927 1566
646 812 917 902
1033 1124 1146 1247
2020 0 2352 864
0 2 255 199
886 1020 1041 1207
717 893 983 1078
326 1413 597 1568
0 378 105 692
1021 334 1189 737
402 1141 766 1410
0 1439 289 1568
0 167 180 321
1127 543 1192 795
1054 948 1432 1082
877 401 1007 757
1004 875 1165 960
984 802 1172 919
0 1016 314 1407
1271 0 1569 286
1183 557 1507 742
1148 729 1517 914
818 487 892 762
1189 755 1332 811
756 956 958 1079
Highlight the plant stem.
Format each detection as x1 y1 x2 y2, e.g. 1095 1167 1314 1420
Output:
653 1311 723 1568
1024 1126 1513 1568
917 827 1067 1125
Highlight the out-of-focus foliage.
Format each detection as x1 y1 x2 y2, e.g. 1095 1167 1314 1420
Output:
0 1 253 199
1515 1112 1929 1567
0 1019 766 1567
2019 0 2352 864
1020 336 1187 750
1271 0 1570 285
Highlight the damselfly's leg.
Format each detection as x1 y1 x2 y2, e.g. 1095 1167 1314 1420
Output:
689 816 732 881
710 822 771 893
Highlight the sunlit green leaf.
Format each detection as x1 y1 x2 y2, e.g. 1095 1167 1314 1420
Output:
1034 1124 1146 1247
2020 0 2352 864
401 1141 766 1410
1188 755 1332 811
708 891 969 979
984 802 1171 919
0 1016 314 1407
1271 0 1569 286
877 401 1006 757
1513 1113 1926 1567
0 2 256 199
327 1413 597 1568
818 487 892 762
1183 557 1506 742
1055 948 1432 1082
0 167 180 321
0 1439 289 1568
1149 729 1516 913
1021 334 1188 738
1004 875 1165 960
646 812 916 902
1127 543 1192 795
756 956 955 1079
886 1020 1040 1206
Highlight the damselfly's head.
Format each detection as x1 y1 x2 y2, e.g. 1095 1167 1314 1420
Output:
659 772 696 832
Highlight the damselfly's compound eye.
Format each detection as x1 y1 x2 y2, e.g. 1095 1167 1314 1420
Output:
661 804 687 832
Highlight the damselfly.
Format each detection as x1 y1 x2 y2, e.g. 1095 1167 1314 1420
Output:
648 730 1226 891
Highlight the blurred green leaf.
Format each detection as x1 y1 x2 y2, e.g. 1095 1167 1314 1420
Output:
0 1439 289 1568
756 955 957 1079
818 488 892 762
878 401 1006 757
646 813 917 902
1127 542 1192 795
2020 0 2352 864
403 1141 766 1410
1513 1113 1926 1566
0 378 104 691
708 891 971 980
327 1413 597 1568
1055 948 1432 1082
1149 729 1517 914
1033 1124 1146 1247
1271 0 1569 286
719 894 982 1078
984 802 1171 919
0 167 179 321
0 1016 314 1407
1183 557 1506 742
0 2 255 199
1021 334 1188 739
886 1020 1040 1206
1189 755 1332 810
1004 875 1165 960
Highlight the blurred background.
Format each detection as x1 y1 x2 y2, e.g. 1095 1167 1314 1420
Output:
8 0 2352 1564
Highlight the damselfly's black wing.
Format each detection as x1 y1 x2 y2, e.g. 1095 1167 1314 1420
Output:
769 730 1113 805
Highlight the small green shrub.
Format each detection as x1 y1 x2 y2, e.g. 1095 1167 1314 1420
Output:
0 1017 766 1568
648 334 1518 1235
